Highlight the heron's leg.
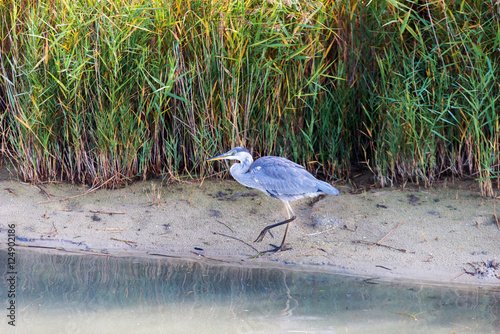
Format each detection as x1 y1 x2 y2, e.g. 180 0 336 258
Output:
284 201 295 219
254 201 296 253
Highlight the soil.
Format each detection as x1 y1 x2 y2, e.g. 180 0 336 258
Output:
1 167 499 287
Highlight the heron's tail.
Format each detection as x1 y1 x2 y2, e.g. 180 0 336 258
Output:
318 181 340 196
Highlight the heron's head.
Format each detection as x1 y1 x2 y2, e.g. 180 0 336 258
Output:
206 147 251 163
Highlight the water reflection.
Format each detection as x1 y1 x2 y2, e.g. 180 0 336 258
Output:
1 249 498 333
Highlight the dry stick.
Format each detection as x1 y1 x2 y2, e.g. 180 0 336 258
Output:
420 230 427 242
17 244 66 251
4 188 18 196
110 237 137 244
40 222 58 237
285 247 331 261
467 262 479 272
96 227 122 231
33 184 54 199
213 231 259 253
90 210 126 215
369 221 403 248
82 249 111 255
451 271 466 281
216 220 234 232
39 176 116 204
376 265 392 271
353 240 408 253
190 251 231 263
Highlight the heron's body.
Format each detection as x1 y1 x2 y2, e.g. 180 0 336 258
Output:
207 147 339 253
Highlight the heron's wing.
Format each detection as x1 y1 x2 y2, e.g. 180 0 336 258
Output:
250 157 322 197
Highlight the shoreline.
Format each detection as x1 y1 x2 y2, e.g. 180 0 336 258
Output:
1 168 499 287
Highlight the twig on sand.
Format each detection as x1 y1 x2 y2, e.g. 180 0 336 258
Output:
39 222 58 237
451 271 467 281
190 251 231 263
17 244 66 251
376 265 392 271
212 231 259 253
420 230 427 242
110 237 137 246
90 210 126 215
285 247 332 261
370 221 403 248
97 227 122 232
4 188 18 196
215 220 234 232
81 249 111 255
353 239 408 253
33 184 55 199
39 176 116 204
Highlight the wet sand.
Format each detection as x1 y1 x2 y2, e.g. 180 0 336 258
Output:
1 167 499 286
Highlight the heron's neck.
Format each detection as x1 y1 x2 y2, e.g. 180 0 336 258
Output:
229 152 254 186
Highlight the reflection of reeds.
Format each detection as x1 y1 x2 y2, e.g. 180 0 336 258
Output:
0 1 499 196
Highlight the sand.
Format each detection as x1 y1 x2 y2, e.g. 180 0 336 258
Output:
1 166 499 287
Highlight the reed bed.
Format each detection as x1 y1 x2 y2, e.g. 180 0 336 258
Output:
0 0 499 196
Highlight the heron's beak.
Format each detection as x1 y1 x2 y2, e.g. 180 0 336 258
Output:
206 152 230 162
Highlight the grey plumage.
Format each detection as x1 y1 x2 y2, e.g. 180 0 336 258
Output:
206 147 339 253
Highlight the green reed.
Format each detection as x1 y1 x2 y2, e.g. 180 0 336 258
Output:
0 0 499 196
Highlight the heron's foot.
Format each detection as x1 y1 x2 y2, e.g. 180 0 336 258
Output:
258 243 292 255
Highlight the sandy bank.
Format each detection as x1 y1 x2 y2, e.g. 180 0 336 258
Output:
1 167 499 287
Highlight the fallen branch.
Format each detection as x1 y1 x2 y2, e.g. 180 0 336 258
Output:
33 184 55 199
39 176 116 204
17 244 66 251
90 210 126 215
215 220 234 232
212 231 258 253
285 247 332 261
451 271 466 281
370 221 403 248
96 227 122 232
110 237 137 245
190 251 231 263
376 265 392 271
353 239 408 253
4 188 18 196
81 249 111 255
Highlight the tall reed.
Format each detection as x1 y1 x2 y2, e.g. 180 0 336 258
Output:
0 0 499 196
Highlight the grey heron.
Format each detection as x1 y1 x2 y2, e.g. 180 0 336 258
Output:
206 147 339 253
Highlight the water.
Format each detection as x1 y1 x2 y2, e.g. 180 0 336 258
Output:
1 249 499 333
